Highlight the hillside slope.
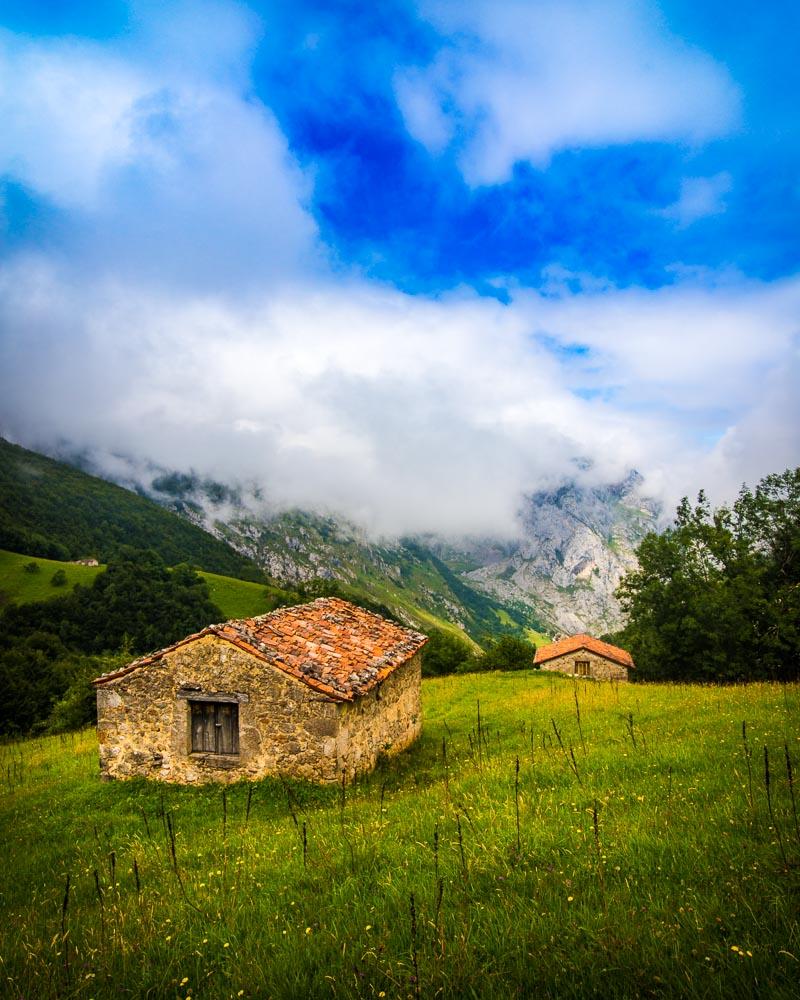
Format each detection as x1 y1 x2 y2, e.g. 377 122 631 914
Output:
146 467 656 636
0 440 537 643
0 438 263 579
145 482 546 643
0 548 293 622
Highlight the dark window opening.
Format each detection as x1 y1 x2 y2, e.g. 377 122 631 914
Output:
575 660 590 677
190 701 239 755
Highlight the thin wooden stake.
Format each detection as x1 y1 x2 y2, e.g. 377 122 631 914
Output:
409 893 421 1000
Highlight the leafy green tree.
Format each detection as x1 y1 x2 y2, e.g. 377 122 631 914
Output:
0 548 225 734
421 629 477 676
50 568 67 587
616 468 799 681
479 635 538 672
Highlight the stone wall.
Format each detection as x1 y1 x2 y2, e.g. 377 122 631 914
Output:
337 652 422 780
96 636 422 784
537 650 629 681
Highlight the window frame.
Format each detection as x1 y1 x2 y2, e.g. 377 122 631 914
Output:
574 659 591 677
189 699 240 756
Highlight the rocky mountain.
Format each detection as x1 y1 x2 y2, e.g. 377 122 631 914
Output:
133 471 546 644
54 447 659 638
139 465 658 637
447 473 660 634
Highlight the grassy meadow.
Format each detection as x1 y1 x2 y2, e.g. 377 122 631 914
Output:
0 549 104 605
196 571 286 621
0 548 284 622
1 673 798 999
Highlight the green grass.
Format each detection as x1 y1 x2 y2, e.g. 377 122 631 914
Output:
1 674 798 999
197 571 288 620
0 548 104 605
523 627 550 646
0 548 288 622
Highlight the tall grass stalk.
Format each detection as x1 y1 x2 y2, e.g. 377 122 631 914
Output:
784 743 800 846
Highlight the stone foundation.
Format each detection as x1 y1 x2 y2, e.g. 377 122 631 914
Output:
96 635 422 784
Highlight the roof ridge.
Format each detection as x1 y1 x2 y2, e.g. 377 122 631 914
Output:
93 598 428 696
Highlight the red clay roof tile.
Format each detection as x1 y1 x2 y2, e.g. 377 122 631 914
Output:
93 597 428 701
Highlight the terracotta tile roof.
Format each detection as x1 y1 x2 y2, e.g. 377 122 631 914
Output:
534 633 634 669
93 597 428 702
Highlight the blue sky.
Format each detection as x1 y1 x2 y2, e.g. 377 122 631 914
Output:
0 1 797 534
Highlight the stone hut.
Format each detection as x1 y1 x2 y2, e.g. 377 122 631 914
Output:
534 633 634 681
93 597 427 784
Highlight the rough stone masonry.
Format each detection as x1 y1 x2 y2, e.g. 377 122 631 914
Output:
93 598 427 784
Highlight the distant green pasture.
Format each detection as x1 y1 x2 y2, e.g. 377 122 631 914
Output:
0 548 103 605
0 548 288 622
198 570 286 620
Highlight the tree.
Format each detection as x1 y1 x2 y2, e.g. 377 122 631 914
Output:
615 468 800 682
421 628 477 676
479 635 538 672
0 548 226 734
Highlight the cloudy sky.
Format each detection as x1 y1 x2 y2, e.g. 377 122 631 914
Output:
0 0 797 536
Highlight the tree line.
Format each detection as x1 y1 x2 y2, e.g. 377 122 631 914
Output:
613 467 799 682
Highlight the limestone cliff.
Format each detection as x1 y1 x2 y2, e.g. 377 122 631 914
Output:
453 473 659 634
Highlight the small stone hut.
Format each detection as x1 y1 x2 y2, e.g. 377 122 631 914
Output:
93 597 427 784
534 633 634 681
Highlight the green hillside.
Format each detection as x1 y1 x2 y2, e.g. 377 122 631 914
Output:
1 675 797 999
198 570 292 620
0 438 263 579
0 549 103 606
211 508 547 644
0 438 541 649
0 549 291 622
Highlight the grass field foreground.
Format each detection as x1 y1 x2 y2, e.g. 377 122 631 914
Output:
1 674 798 999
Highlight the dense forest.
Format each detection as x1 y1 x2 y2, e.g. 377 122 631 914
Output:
0 437 263 579
614 467 799 682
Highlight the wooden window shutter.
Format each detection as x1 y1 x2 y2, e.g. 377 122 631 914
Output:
190 701 239 754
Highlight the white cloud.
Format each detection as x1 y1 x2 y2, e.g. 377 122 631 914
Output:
660 172 733 227
396 0 740 185
0 2 792 540
0 12 318 289
1 256 796 537
0 31 144 207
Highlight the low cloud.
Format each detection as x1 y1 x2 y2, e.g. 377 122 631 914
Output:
2 257 796 537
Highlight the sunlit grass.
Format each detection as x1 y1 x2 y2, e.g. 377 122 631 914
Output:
0 548 104 604
198 570 286 620
1 673 798 998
